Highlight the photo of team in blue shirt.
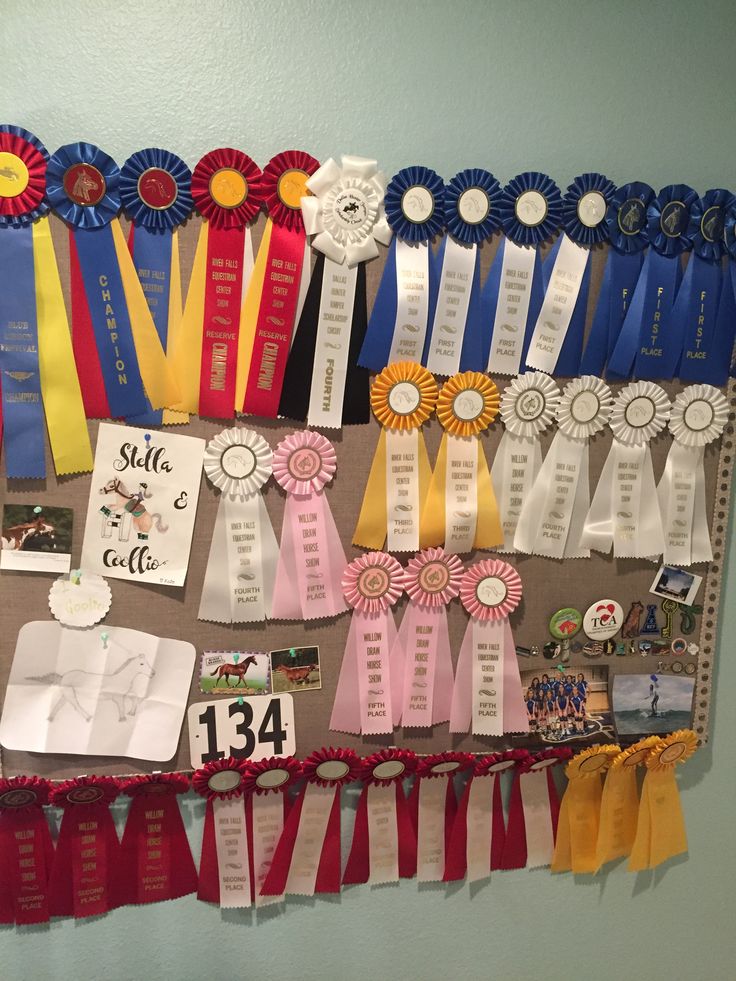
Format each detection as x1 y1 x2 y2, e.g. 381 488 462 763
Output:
519 667 614 744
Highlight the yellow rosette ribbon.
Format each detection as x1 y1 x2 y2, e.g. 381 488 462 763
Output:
551 744 620 874
628 729 698 871
595 736 659 870
353 362 437 551
421 371 503 553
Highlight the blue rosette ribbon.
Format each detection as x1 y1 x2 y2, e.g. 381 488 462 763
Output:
120 148 193 425
581 182 654 375
359 165 444 371
608 184 697 380
424 168 502 375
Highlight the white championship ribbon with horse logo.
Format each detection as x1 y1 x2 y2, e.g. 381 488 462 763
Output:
198 427 279 624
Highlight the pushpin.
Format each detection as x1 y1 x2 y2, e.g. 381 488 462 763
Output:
33 505 42 514
237 696 244 706
145 433 151 446
289 647 297 659
232 653 240 663
101 632 109 650
71 569 81 586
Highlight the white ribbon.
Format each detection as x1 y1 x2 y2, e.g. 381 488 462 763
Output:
367 783 400 884
486 240 537 375
520 769 555 869
251 794 285 908
307 258 358 428
416 778 448 883
465 774 493 883
525 234 589 373
212 797 251 908
444 435 478 554
385 428 421 551
425 238 476 375
388 240 431 364
284 783 335 896
658 443 710 564
471 619 504 736
491 432 542 552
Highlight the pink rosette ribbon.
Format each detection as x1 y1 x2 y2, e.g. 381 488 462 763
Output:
330 553 405 735
450 559 529 738
407 752 473 883
270 430 348 621
391 548 463 728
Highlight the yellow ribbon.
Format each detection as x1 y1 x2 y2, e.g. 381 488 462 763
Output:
595 736 659 870
169 222 208 413
235 218 273 410
32 217 93 475
161 229 187 425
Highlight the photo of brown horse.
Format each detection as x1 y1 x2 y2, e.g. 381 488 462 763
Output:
209 655 259 687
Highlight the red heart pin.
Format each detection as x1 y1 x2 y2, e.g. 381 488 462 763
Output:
596 602 615 624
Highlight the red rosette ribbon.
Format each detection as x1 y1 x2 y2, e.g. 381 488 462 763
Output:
118 773 197 906
502 748 573 871
191 148 264 229
408 753 473 883
47 776 121 919
262 149 320 232
343 750 418 886
261 748 359 898
444 750 528 882
0 126 49 226
0 776 54 924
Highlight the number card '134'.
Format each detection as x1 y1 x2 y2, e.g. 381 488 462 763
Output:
187 694 295 768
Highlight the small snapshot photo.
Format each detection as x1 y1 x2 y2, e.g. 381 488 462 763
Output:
1 505 74 573
612 673 695 738
200 651 270 695
520 665 614 744
270 646 321 693
650 564 702 606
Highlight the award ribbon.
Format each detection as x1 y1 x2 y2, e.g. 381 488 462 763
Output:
330 552 405 735
278 155 392 428
48 776 121 919
118 773 197 906
343 750 418 886
725 196 736 380
514 375 613 558
193 758 252 908
47 142 179 419
595 736 659 871
657 384 729 565
270 430 348 620
120 146 193 425
551 745 620 874
677 189 732 384
582 381 671 558
0 125 91 477
0 776 54 925
239 150 319 417
425 169 502 375
408 753 472 883
526 172 615 376
359 165 444 370
581 182 653 375
261 748 360 897
353 361 437 552
391 547 463 728
444 751 529 883
198 428 278 624
501 748 572 870
628 729 697 871
421 372 503 553
484 171 563 375
449 558 528 737
173 148 264 417
608 184 697 379
491 372 560 552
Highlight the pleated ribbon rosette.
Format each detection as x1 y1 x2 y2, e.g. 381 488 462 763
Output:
657 383 729 565
491 372 561 551
330 552 405 736
514 375 613 558
270 430 348 620
449 558 529 737
582 381 671 558
278 154 392 428
421 371 504 553
391 547 463 728
407 752 473 883
0 776 54 924
595 736 660 871
198 427 279 624
629 729 698 871
353 361 438 552
501 747 572 870
343 749 418 886
444 750 529 883
261 748 360 897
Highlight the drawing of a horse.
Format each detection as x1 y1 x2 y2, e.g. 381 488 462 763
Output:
99 478 168 538
210 655 259 687
1 516 56 550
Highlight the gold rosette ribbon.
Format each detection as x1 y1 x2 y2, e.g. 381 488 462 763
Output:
551 744 620 874
421 371 503 553
594 736 659 870
353 362 437 551
628 729 698 871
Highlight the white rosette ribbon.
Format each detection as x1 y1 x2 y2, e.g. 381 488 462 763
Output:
514 376 613 558
657 384 729 565
198 427 279 623
581 381 670 558
491 372 561 551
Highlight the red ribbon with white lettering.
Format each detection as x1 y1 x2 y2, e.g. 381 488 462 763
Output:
501 748 571 869
408 753 472 882
193 758 251 908
0 776 54 925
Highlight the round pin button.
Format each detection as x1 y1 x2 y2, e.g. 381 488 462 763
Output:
583 599 623 641
671 637 688 656
548 608 582 640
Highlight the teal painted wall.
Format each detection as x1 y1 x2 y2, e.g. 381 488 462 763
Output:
2 1 736 978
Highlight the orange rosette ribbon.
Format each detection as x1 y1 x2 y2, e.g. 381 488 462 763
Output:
421 371 503 553
594 736 660 870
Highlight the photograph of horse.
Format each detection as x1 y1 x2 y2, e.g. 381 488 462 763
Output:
209 655 259 688
1 515 56 551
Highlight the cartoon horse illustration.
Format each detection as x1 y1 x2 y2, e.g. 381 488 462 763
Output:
28 652 156 723
210 656 259 687
1 516 56 550
99 478 168 540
